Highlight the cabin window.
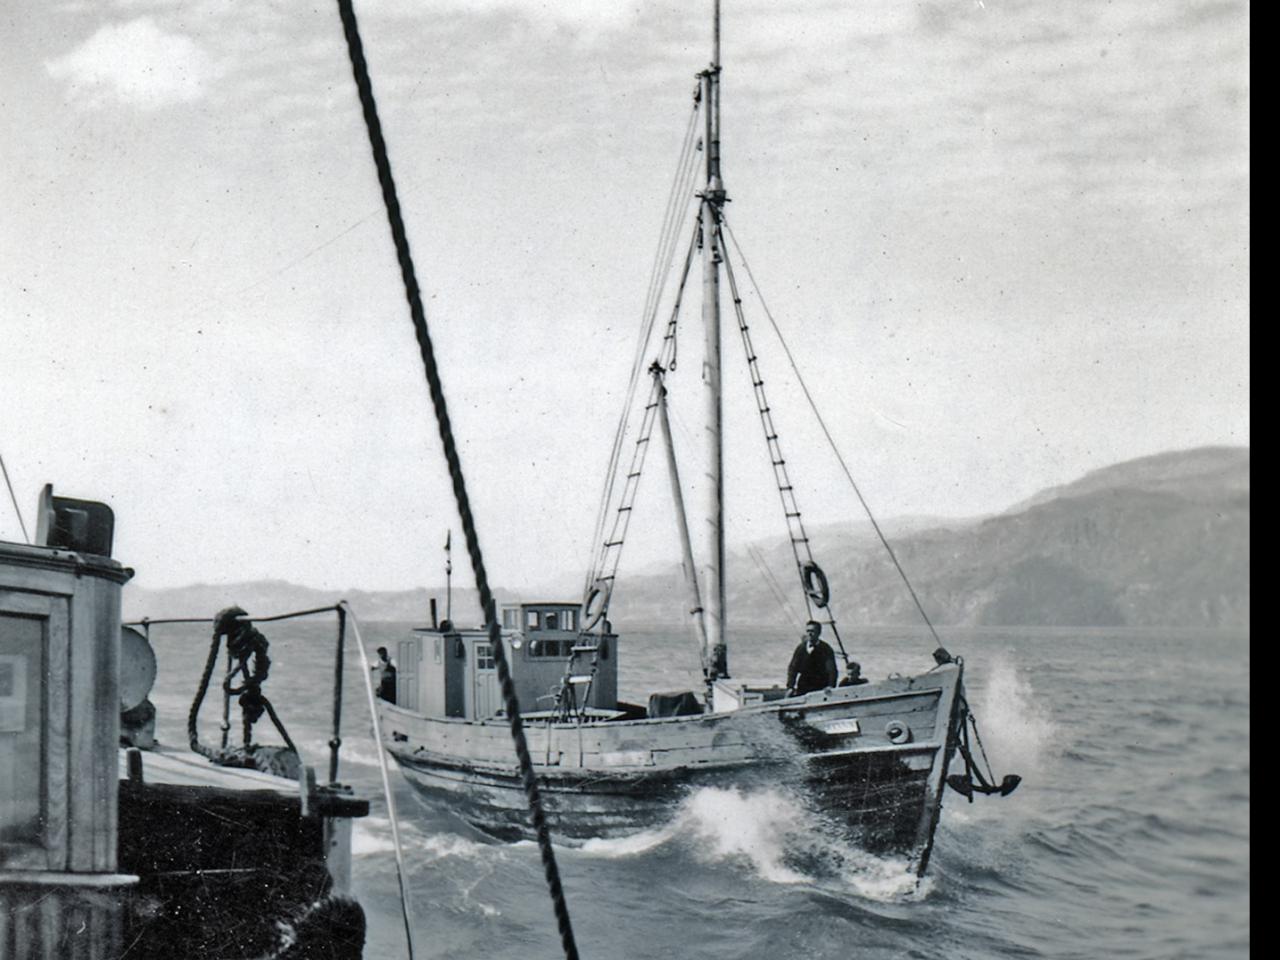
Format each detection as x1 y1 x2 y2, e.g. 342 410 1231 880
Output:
529 638 568 658
564 609 577 630
502 609 517 628
476 643 495 670
544 612 559 631
0 613 45 850
526 610 539 630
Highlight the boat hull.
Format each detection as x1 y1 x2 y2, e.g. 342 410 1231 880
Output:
381 663 963 873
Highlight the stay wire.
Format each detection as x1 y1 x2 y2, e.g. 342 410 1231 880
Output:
584 179 700 596
0 452 30 543
584 102 702 599
721 218 945 652
333 3 579 958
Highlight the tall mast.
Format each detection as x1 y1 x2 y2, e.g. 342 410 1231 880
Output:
700 0 729 680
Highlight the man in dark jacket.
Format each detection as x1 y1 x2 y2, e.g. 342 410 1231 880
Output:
372 646 398 703
786 620 838 696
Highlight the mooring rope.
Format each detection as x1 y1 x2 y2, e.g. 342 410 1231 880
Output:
187 630 225 759
721 218 946 652
333 3 579 957
343 604 418 960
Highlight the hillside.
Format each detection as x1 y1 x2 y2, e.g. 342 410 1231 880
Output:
123 446 1249 630
122 581 514 624
603 446 1250 629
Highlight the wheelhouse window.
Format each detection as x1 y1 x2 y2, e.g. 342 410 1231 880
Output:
476 643 495 670
529 638 570 658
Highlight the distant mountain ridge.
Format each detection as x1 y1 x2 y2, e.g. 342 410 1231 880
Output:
122 581 513 624
123 446 1249 629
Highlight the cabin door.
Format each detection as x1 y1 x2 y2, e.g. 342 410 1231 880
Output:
472 642 501 718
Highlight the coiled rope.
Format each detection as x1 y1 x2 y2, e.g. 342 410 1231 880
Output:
187 613 298 760
332 3 579 957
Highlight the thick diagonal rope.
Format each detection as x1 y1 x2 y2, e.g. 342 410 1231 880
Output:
721 218 945 651
333 3 579 958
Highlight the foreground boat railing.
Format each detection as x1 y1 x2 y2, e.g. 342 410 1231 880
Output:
129 603 352 784
129 601 417 959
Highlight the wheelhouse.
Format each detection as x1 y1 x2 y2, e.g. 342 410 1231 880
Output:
394 602 617 720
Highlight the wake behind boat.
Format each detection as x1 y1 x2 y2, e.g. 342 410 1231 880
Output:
376 0 1018 877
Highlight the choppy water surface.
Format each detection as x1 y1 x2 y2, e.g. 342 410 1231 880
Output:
146 620 1249 959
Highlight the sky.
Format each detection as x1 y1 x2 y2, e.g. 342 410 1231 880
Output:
0 0 1249 596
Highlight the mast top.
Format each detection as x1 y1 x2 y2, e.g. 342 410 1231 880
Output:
704 0 726 203
713 0 721 71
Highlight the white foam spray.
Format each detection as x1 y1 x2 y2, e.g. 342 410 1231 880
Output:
577 785 925 901
353 815 492 861
972 653 1056 782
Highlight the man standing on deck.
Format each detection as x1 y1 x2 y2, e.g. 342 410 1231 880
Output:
786 620 838 696
372 646 397 704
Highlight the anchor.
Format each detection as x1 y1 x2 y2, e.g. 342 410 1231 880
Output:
946 697 1021 801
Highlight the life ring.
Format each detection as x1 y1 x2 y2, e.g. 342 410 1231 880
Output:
582 581 611 631
801 561 830 609
885 720 912 744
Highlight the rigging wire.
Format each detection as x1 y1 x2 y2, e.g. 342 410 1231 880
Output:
717 220 853 668
583 96 704 601
745 541 805 631
721 218 946 651
332 3 579 957
584 225 699 614
0 451 29 544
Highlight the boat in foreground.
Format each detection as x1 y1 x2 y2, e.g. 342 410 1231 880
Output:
0 485 371 958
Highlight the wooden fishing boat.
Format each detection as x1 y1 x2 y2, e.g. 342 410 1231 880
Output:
383 610 963 868
377 1 1017 876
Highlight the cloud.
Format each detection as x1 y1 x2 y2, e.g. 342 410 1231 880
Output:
46 16 214 109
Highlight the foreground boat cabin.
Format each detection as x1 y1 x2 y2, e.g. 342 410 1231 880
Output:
0 487 370 958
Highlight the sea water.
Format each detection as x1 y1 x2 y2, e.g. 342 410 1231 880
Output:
145 620 1249 959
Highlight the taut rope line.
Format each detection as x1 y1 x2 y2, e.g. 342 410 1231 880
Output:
332 3 579 957
343 604 418 960
721 218 946 652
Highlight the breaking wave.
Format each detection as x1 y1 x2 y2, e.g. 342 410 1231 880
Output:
577 785 925 901
353 816 494 861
